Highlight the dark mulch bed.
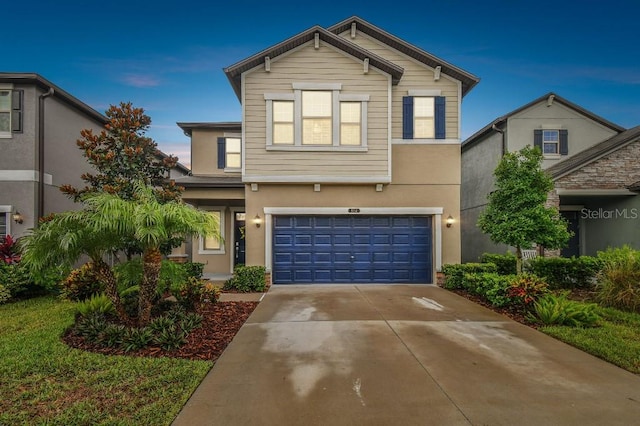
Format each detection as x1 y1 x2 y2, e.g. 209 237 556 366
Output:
63 301 259 361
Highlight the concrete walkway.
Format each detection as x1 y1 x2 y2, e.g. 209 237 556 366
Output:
173 285 640 425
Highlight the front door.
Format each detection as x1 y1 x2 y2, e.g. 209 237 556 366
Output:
561 211 580 257
234 212 246 266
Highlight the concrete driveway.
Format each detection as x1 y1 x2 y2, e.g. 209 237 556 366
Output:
173 285 640 425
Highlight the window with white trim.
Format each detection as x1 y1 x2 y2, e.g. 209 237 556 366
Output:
402 93 446 140
534 129 568 156
414 97 435 138
199 209 225 254
0 90 11 136
265 84 369 149
0 214 7 239
225 138 241 169
542 130 559 154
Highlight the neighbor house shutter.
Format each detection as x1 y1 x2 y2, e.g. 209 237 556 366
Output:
434 96 446 139
217 137 226 169
402 96 413 139
533 129 542 150
559 129 568 155
11 90 23 133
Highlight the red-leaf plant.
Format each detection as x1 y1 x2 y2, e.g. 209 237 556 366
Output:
0 235 21 264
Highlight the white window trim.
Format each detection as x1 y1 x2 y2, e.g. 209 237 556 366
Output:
223 133 242 172
541 128 560 158
0 205 12 238
265 85 369 149
0 85 13 138
198 207 226 255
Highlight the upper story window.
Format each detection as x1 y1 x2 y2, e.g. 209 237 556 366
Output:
402 93 446 140
265 83 369 150
0 88 23 138
217 136 242 170
534 129 568 156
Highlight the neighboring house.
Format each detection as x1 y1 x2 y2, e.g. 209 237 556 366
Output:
461 92 639 262
0 72 189 240
175 16 478 284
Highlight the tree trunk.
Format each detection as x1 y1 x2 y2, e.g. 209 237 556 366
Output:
94 258 128 321
515 246 523 275
139 247 162 326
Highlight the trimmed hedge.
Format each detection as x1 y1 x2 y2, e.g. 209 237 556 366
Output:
224 265 267 293
480 253 517 275
463 272 514 307
441 263 497 290
527 256 601 289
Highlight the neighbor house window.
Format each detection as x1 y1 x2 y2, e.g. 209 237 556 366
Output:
0 214 7 239
200 209 225 254
534 129 568 156
0 89 23 137
402 95 446 139
217 137 242 170
0 91 11 136
302 91 332 145
273 101 294 145
265 84 368 148
340 102 361 146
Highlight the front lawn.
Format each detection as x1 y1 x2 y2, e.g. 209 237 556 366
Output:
0 297 212 425
540 306 640 374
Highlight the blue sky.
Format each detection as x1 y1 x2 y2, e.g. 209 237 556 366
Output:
5 0 639 166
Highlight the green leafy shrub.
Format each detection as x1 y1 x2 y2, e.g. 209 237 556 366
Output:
596 246 640 312
180 312 203 333
148 316 175 334
60 262 104 301
530 292 600 327
508 274 549 306
76 293 115 318
153 325 186 351
102 324 126 347
74 313 109 343
224 265 267 292
441 263 497 290
0 262 32 298
122 327 154 352
0 284 11 304
183 262 204 280
463 272 514 307
119 285 140 319
481 253 517 275
527 256 601 289
171 277 206 310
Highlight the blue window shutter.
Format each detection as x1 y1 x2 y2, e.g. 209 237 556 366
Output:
434 96 446 139
402 96 413 139
559 130 568 155
533 129 542 151
217 137 226 169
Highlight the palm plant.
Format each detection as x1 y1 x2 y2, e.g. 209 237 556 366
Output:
21 182 220 325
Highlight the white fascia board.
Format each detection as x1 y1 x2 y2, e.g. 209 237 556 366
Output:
243 175 391 184
263 207 444 215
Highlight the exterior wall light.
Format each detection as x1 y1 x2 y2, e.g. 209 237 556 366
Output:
446 215 454 228
12 211 24 224
253 214 262 228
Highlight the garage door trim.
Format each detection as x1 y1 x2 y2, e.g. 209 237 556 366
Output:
263 207 444 276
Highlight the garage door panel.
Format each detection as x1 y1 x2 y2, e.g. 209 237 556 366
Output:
273 215 432 284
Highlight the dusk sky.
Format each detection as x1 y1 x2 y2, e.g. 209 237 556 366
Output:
5 0 639 167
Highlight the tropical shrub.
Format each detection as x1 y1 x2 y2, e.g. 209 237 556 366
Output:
530 292 600 327
0 284 11 304
481 253 517 275
441 263 498 290
183 262 205 280
76 293 115 317
527 256 601 289
595 246 640 312
114 258 188 296
224 265 267 292
507 274 549 306
0 262 32 298
0 235 21 264
60 262 104 301
171 277 206 310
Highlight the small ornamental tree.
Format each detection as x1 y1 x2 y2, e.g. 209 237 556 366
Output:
478 146 571 274
60 102 182 203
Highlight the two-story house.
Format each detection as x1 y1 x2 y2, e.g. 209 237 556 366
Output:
461 93 640 262
175 16 478 284
0 73 189 241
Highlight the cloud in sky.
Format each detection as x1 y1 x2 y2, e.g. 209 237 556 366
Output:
120 73 162 88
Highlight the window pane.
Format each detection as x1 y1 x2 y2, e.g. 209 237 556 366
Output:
543 130 559 142
414 117 434 138
0 214 6 238
0 112 9 132
341 102 360 123
0 91 10 110
273 101 293 122
273 123 294 144
341 124 361 145
303 118 332 145
543 143 558 154
226 153 241 168
226 138 241 153
414 97 434 118
203 211 221 250
302 91 331 117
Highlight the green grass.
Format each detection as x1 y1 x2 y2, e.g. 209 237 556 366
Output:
540 306 640 374
0 296 212 425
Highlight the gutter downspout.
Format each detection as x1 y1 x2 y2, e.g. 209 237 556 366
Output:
38 87 54 222
492 123 506 156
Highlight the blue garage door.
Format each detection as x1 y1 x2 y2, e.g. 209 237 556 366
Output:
273 215 432 284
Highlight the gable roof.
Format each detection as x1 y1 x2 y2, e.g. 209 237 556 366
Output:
546 125 640 180
462 92 626 152
224 25 404 100
177 121 242 137
0 72 107 124
328 16 479 97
